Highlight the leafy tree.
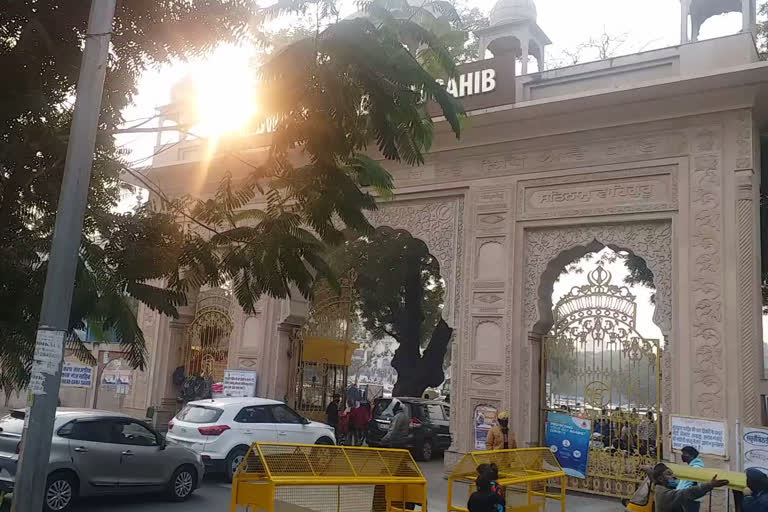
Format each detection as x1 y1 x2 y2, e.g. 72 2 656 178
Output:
329 229 451 397
0 0 464 391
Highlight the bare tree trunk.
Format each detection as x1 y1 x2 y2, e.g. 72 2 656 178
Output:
391 319 452 397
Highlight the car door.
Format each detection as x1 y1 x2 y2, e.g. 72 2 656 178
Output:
269 405 314 444
232 406 278 444
111 419 169 488
59 419 122 493
426 403 451 450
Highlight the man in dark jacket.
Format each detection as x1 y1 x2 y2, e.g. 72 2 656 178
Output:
649 463 728 512
743 468 768 512
325 394 341 433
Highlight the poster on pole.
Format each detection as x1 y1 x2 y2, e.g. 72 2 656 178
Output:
474 405 498 450
742 426 768 475
223 370 258 397
545 412 592 479
670 415 727 457
61 362 94 388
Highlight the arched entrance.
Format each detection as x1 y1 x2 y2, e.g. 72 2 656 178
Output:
542 262 661 497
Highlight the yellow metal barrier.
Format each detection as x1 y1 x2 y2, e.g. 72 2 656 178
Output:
447 448 567 512
231 442 427 512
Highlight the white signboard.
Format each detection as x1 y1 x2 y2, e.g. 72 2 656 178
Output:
28 329 65 395
223 370 258 397
61 362 94 388
670 415 727 457
742 426 768 475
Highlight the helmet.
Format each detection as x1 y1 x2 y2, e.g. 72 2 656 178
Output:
498 411 509 420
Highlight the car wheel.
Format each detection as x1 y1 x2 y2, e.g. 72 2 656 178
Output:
168 465 196 502
416 439 433 461
44 472 77 512
315 436 334 445
225 447 248 483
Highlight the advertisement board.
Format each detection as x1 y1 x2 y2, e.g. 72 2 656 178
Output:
545 412 592 479
742 426 768 476
223 370 258 397
474 405 498 450
670 415 727 457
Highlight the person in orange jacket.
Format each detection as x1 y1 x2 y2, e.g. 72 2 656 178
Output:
486 411 517 451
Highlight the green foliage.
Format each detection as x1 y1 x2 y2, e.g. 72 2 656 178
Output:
326 229 451 396
0 0 463 391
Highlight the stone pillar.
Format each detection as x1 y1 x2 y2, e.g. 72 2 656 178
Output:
735 168 761 426
520 39 530 75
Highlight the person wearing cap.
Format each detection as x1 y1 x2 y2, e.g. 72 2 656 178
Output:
743 468 768 512
676 446 704 512
486 412 517 451
648 462 728 512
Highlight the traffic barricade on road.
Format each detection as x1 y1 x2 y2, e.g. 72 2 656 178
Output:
447 448 567 512
231 442 427 512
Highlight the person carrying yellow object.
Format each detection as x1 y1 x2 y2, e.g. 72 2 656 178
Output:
486 412 517 451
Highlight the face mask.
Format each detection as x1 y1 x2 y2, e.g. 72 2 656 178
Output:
667 479 677 487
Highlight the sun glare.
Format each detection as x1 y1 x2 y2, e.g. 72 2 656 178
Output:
192 45 256 137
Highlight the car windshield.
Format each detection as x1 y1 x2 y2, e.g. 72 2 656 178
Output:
176 405 223 424
372 400 410 419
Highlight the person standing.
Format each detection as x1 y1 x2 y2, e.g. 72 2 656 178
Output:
349 401 371 446
743 468 768 511
676 446 704 512
381 401 410 447
326 394 341 434
486 412 517 451
649 463 727 512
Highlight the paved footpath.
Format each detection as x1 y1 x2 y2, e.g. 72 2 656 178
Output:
0 458 627 512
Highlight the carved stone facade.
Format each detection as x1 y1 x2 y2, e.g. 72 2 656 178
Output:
131 37 767 487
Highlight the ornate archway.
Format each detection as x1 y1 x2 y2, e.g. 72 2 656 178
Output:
520 220 672 447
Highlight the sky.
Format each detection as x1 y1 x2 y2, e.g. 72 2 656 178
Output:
116 0 745 164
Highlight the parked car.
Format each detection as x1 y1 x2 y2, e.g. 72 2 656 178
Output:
165 397 335 481
366 397 451 461
0 408 203 512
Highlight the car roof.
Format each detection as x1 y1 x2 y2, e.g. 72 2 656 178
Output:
8 408 133 420
378 397 450 405
186 397 283 408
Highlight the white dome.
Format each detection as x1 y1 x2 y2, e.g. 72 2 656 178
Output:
490 0 537 26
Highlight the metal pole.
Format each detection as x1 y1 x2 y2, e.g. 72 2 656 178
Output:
12 1 116 511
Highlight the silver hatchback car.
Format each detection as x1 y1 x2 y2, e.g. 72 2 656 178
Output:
0 408 204 512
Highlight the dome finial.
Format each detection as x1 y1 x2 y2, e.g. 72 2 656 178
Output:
490 0 537 27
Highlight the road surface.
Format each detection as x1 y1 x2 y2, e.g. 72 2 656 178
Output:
0 458 624 512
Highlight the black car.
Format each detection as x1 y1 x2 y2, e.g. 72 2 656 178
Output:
366 397 451 461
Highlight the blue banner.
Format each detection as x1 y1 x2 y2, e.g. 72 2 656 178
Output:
545 412 592 479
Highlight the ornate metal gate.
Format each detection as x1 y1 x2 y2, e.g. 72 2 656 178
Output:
288 271 358 422
542 263 662 498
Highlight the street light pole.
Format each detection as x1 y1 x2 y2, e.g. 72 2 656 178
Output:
11 1 117 511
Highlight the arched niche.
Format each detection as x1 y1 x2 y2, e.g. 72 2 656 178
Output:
518 220 673 442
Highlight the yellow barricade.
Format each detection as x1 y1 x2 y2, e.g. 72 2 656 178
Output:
447 448 567 512
231 442 427 512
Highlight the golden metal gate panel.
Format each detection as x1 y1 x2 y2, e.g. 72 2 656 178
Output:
288 271 359 422
542 264 662 499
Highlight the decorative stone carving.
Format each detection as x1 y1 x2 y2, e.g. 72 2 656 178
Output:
366 197 462 322
478 212 506 225
473 292 504 308
734 110 753 171
521 221 673 441
736 169 760 425
689 126 725 419
238 358 258 369
518 166 678 219
472 374 501 387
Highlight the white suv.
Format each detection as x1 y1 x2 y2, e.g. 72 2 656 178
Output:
166 397 335 481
